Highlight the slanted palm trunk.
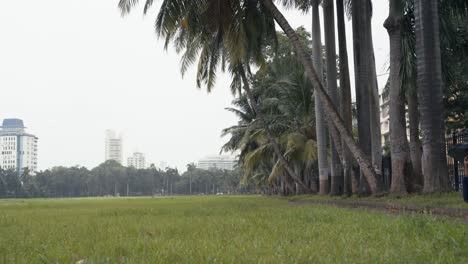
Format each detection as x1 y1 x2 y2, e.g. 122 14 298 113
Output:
414 0 449 193
311 0 329 195
336 0 353 196
262 0 383 194
323 0 343 195
239 67 311 192
384 0 412 195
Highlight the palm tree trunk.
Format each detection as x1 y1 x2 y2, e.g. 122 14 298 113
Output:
262 0 383 194
239 66 311 192
414 0 449 193
323 0 343 195
351 0 373 194
407 87 423 188
336 0 353 196
384 0 412 195
311 0 330 195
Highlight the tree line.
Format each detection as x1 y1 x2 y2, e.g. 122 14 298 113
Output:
0 161 254 198
118 0 467 196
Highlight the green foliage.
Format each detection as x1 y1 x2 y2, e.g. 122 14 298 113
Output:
0 196 467 262
0 162 249 198
401 0 468 130
119 0 277 95
222 29 318 193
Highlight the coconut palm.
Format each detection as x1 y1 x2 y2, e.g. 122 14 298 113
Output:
222 55 318 194
119 0 383 194
262 0 383 194
119 0 314 191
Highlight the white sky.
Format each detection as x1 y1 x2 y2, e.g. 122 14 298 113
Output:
0 0 389 171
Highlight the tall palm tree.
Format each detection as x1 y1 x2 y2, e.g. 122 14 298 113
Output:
262 0 383 194
336 0 354 195
310 0 330 195
384 0 412 194
119 0 312 191
120 0 383 194
323 0 343 195
350 0 383 194
401 0 468 190
414 0 449 192
400 0 423 189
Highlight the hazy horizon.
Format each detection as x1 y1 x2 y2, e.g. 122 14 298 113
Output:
0 0 390 172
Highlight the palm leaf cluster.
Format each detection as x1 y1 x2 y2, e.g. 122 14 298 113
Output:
119 0 277 94
222 30 318 194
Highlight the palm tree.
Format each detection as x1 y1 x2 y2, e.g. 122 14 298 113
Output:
310 0 330 195
414 0 449 192
120 0 383 194
262 0 383 194
384 0 412 194
350 0 383 194
336 0 354 195
400 0 423 189
323 0 343 195
222 57 318 194
119 0 312 191
400 0 468 190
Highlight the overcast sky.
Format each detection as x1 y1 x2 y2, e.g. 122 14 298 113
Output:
0 0 389 171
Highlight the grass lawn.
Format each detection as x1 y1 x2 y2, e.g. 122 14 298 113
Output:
289 192 468 209
0 196 467 263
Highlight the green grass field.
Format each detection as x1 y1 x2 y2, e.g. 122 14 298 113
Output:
1 196 467 263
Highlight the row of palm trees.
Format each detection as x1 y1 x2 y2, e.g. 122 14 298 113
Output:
118 0 467 195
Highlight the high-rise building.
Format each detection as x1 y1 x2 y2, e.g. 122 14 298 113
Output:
197 155 237 171
127 152 146 169
105 130 123 164
0 119 38 176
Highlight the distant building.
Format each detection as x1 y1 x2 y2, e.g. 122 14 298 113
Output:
127 152 146 169
0 119 38 176
379 88 410 148
105 130 123 164
197 155 237 171
380 89 390 146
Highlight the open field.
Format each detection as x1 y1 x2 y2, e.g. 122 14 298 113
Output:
1 196 467 263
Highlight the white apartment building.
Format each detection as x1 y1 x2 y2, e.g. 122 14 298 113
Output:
105 130 123 164
197 155 237 171
127 152 146 169
380 89 390 146
0 119 38 176
379 88 410 147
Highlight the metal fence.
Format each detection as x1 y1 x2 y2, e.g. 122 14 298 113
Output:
446 130 468 191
